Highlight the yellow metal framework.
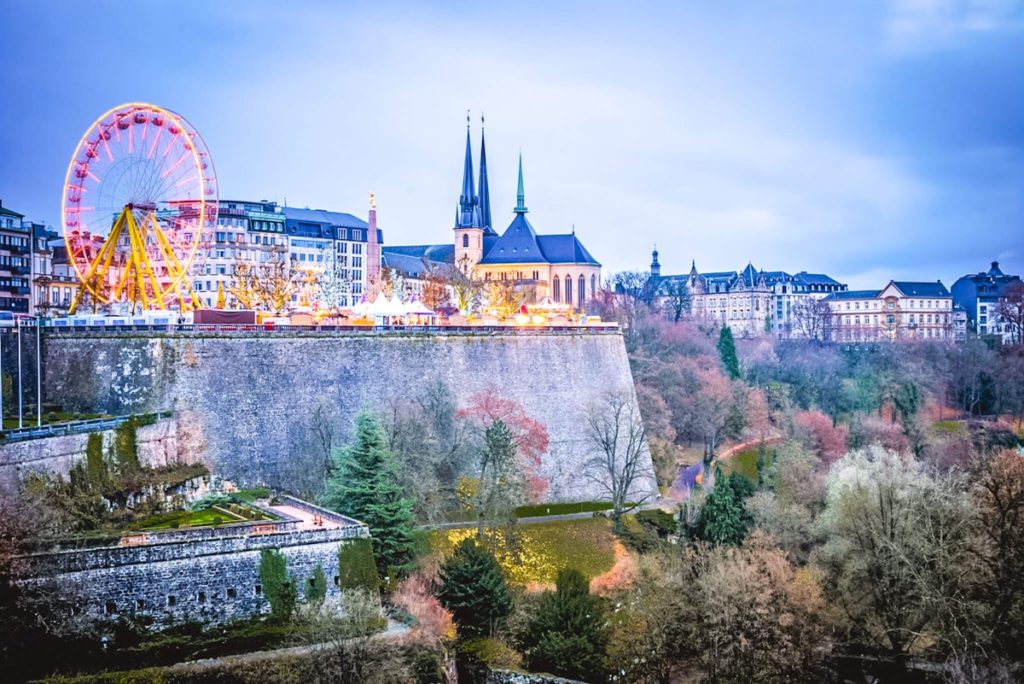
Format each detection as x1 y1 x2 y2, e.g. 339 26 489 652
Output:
69 204 201 314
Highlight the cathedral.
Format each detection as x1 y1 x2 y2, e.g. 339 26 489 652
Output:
382 119 602 310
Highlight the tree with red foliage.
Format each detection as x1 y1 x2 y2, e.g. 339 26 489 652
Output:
457 392 549 535
793 409 848 465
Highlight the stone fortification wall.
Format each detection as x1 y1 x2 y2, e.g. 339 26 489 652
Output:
43 331 657 502
0 418 195 493
15 514 369 628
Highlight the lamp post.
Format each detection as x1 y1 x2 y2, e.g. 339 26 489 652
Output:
16 319 22 429
35 316 41 427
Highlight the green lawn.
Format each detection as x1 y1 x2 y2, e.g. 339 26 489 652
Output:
232 487 271 503
134 506 245 531
432 517 617 586
720 448 760 484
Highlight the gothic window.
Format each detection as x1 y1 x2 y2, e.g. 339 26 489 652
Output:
565 277 573 306
462 234 469 248
553 276 560 302
591 274 596 297
579 275 586 306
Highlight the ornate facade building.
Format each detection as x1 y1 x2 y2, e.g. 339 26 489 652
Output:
651 249 847 337
383 120 602 310
823 281 957 342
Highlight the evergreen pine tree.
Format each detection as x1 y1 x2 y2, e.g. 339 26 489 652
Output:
322 412 418 579
524 568 606 681
436 538 513 639
695 470 753 546
259 548 296 622
717 325 741 380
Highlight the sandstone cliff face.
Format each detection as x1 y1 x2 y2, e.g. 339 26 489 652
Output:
44 331 657 502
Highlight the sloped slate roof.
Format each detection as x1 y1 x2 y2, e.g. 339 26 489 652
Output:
480 213 547 264
381 251 451 278
536 234 601 265
282 207 368 229
824 289 881 300
381 243 455 264
794 271 842 286
891 281 950 297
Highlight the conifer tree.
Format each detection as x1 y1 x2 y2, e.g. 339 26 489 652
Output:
717 325 741 380
436 538 513 638
322 412 418 579
524 568 607 681
695 471 753 546
259 548 296 622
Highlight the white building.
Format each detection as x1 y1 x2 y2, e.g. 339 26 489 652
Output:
823 280 955 342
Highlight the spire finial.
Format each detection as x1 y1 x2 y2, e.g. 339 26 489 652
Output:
466 109 470 126
515 152 528 214
369 191 376 210
481 111 485 127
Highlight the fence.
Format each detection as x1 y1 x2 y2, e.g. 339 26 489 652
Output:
42 323 621 336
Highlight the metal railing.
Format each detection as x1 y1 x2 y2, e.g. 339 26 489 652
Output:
43 323 621 336
1 416 127 443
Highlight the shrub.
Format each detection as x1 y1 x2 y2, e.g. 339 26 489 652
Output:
615 516 661 553
636 509 677 538
259 548 296 622
305 564 327 606
338 539 380 592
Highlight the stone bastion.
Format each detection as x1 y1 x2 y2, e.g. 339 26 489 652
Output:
41 329 657 502
13 496 369 628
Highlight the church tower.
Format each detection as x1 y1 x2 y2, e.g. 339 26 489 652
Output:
650 245 661 278
454 114 484 272
478 114 494 235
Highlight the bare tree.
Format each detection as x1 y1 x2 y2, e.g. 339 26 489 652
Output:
660 278 691 322
584 389 656 531
792 296 833 341
994 281 1024 345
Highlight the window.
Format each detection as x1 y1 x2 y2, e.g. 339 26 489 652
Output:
553 276 560 302
565 277 573 306
167 595 177 607
105 601 117 615
591 274 596 296
227 588 237 599
462 234 469 248
136 599 145 610
579 275 586 306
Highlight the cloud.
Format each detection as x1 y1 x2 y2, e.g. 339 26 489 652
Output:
885 0 1024 52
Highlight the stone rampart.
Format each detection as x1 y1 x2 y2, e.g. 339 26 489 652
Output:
0 417 194 493
15 515 370 628
43 330 657 502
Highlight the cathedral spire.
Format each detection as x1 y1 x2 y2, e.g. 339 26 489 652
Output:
456 111 480 228
478 113 492 231
514 152 528 214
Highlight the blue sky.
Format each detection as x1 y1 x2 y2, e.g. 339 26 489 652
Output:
1 0 1021 288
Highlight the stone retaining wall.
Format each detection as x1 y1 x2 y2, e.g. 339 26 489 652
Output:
43 332 657 502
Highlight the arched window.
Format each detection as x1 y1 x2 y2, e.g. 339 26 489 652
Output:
565 276 573 307
553 276 560 303
462 233 469 248
590 274 596 298
579 275 586 307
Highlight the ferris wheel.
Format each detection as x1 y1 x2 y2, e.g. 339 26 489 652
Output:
62 102 217 313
